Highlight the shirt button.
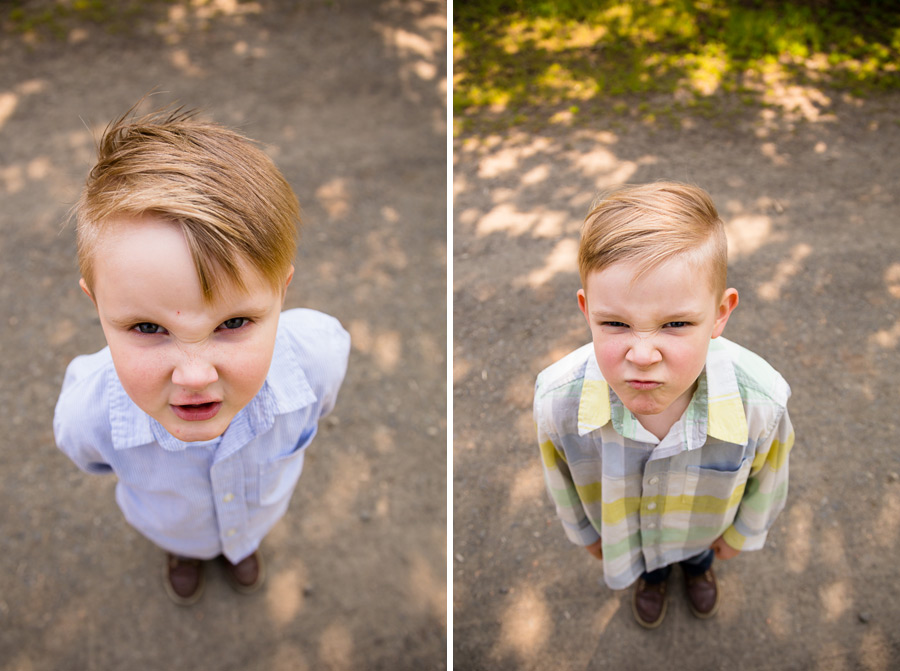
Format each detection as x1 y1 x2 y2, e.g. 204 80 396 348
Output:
223 493 235 503
647 502 657 511
226 529 236 537
649 477 659 485
647 522 657 529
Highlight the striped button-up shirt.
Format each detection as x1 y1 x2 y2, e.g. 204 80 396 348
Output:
54 309 350 563
534 336 793 590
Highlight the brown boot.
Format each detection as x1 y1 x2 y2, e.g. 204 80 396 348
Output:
223 550 266 594
684 567 720 619
164 554 205 606
632 576 668 629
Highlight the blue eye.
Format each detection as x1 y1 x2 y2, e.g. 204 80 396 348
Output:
601 321 629 328
135 323 166 334
665 321 690 329
220 317 249 330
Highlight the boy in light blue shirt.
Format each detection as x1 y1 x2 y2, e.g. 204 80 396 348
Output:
54 108 350 605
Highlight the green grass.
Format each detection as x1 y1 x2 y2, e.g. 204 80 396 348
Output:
454 0 900 133
5 0 178 38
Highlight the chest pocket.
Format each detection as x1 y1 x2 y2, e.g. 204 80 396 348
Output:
683 458 752 502
258 429 316 506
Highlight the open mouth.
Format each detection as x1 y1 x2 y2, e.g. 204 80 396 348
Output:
171 401 222 422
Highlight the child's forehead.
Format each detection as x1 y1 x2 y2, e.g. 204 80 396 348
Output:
584 255 719 306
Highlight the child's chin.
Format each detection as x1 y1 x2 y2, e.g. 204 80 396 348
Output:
162 417 229 443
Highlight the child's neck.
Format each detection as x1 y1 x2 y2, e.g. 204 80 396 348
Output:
634 382 697 441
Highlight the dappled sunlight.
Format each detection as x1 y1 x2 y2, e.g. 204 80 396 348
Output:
496 585 551 661
725 214 775 258
592 593 622 633
757 243 812 300
872 488 900 551
784 501 813 574
346 320 403 372
519 237 578 289
266 563 310 625
869 321 900 349
820 580 852 623
410 550 448 626
885 263 900 298
299 450 372 544
506 465 544 515
157 0 262 44
765 594 791 639
318 620 355 671
860 628 892 671
316 178 351 221
271 642 311 671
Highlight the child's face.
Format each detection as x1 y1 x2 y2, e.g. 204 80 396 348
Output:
578 255 738 425
82 215 292 442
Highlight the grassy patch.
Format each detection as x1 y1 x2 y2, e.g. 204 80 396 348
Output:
454 0 900 132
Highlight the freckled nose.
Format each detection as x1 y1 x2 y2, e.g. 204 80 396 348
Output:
172 356 219 390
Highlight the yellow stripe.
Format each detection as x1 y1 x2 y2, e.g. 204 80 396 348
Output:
601 487 746 525
574 481 602 504
539 439 566 468
750 432 794 475
722 525 746 550
766 432 794 471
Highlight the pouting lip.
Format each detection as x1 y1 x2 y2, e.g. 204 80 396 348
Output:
170 401 222 422
626 379 662 389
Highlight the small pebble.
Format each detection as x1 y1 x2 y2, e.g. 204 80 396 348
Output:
498 587 509 595
359 511 371 522
858 612 871 624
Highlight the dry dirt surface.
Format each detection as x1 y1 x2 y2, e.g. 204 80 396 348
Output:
454 95 900 669
0 2 446 669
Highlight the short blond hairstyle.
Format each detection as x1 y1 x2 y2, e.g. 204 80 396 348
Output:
76 106 300 302
578 181 727 298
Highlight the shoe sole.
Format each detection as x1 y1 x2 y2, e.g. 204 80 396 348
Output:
688 592 720 619
632 592 667 629
163 561 205 606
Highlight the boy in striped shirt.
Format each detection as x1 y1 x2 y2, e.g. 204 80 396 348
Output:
534 182 793 628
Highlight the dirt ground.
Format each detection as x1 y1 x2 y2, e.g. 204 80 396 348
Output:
453 93 900 668
0 2 446 669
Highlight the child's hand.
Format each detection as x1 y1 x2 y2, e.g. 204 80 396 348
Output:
585 538 603 560
711 535 740 560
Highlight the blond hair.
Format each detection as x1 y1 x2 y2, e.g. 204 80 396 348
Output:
76 106 299 302
578 181 727 298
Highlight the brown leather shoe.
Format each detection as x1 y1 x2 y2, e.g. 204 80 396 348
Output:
685 568 719 618
164 554 205 606
632 577 668 629
223 550 266 594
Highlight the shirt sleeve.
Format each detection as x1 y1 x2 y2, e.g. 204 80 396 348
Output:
53 353 115 475
535 385 601 548
722 406 794 551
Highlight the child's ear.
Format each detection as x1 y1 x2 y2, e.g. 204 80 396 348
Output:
281 265 295 302
711 288 739 338
577 288 589 322
79 278 98 308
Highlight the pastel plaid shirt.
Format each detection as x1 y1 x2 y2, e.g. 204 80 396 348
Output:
534 336 793 590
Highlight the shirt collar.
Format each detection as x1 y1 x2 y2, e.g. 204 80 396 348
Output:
576 338 749 446
108 322 317 452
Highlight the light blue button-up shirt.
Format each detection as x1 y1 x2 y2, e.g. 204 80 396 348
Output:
54 308 350 563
